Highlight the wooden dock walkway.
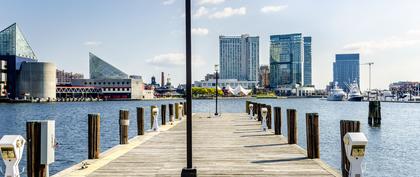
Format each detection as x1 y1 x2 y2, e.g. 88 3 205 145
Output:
54 113 340 177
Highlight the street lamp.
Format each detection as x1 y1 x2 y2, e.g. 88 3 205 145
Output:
181 0 196 176
214 64 219 116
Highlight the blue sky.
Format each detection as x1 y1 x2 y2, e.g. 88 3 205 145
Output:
1 0 420 90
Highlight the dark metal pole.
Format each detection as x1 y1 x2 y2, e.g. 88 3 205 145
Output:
215 70 219 116
181 0 196 176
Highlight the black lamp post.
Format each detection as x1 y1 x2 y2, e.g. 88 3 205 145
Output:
181 0 196 176
214 64 219 116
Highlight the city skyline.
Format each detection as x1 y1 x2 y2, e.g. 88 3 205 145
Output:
1 0 420 90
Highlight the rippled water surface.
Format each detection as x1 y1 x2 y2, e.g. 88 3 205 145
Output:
0 98 419 177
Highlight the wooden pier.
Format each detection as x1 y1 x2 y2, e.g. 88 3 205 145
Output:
53 113 339 177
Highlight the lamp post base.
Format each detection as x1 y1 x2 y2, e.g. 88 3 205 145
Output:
181 167 197 177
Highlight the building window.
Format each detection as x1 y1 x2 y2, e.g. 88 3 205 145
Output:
113 88 116 91
89 82 92 85
112 82 115 85
84 82 87 85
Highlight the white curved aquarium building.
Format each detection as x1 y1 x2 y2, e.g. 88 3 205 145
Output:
18 62 56 100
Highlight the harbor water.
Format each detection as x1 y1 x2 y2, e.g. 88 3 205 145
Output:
0 98 419 177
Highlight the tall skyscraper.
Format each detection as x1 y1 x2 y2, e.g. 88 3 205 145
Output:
270 33 312 87
219 34 259 81
304 37 312 85
333 53 360 92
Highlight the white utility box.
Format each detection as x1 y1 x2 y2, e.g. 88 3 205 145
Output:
40 120 55 165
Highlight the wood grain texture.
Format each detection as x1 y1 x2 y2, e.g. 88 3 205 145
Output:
87 113 337 177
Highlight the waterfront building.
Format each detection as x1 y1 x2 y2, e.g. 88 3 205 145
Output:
204 73 216 81
304 37 312 85
0 23 56 100
333 53 360 92
56 69 84 85
259 65 270 88
389 81 420 96
194 79 258 89
89 52 128 79
70 78 145 100
270 33 312 87
275 85 316 96
19 62 56 100
219 34 259 81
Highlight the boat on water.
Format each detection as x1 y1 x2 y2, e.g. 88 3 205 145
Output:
327 83 346 101
347 82 363 101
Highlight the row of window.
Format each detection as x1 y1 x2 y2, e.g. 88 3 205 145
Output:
84 81 130 85
102 88 130 92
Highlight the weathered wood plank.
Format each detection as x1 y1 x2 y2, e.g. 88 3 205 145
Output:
83 113 338 177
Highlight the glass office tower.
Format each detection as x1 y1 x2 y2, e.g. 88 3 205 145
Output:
333 53 360 92
303 37 312 85
219 34 259 81
270 33 306 87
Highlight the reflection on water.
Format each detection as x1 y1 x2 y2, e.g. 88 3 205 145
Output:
0 98 418 177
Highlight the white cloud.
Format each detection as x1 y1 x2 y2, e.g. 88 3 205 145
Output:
343 30 420 54
192 27 209 36
261 5 288 14
197 0 225 5
83 41 102 46
209 7 246 19
147 53 206 67
162 0 176 5
193 6 209 18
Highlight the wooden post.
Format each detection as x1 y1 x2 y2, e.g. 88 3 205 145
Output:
150 105 157 129
340 120 361 177
368 101 381 126
26 122 47 177
169 104 174 122
119 109 129 144
306 113 319 159
266 105 272 129
137 107 144 135
287 109 298 144
253 102 257 117
175 103 179 119
274 107 282 135
246 101 250 114
161 105 167 125
183 101 187 115
88 113 100 159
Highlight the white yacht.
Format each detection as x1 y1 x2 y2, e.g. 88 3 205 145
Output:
347 82 363 101
327 83 346 101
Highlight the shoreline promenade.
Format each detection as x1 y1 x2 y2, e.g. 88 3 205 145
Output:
53 113 339 177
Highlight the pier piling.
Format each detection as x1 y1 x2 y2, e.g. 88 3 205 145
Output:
287 109 298 144
161 105 167 125
183 101 187 115
306 113 320 159
175 103 179 120
274 107 282 135
119 110 129 144
88 113 100 159
267 105 272 129
340 120 360 177
137 107 144 135
169 104 174 122
368 101 381 126
245 101 250 114
26 121 47 177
